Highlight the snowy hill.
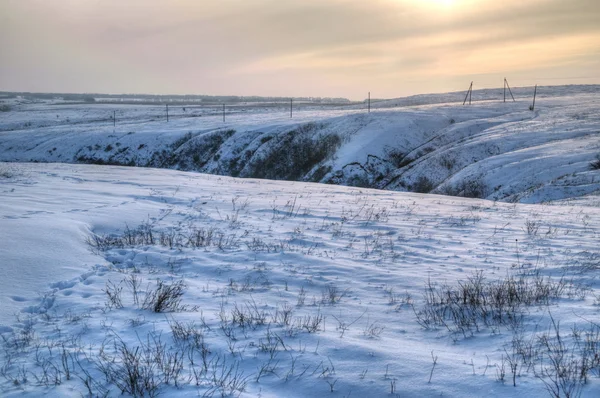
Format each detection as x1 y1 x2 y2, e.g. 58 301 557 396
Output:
1 85 599 205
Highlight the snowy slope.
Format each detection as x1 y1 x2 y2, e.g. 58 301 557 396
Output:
2 85 600 205
1 163 599 397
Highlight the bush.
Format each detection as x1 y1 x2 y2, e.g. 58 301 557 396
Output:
460 178 487 198
245 124 340 181
440 176 487 199
439 155 455 170
411 176 434 193
142 280 186 313
385 148 408 168
0 104 11 112
174 129 234 169
413 270 570 337
309 165 332 182
590 155 600 170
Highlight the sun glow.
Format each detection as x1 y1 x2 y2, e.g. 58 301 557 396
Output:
404 0 460 9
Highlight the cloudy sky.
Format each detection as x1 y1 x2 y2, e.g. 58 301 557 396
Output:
1 0 599 100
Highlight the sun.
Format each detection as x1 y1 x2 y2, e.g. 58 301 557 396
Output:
406 0 458 8
387 0 460 11
425 0 456 7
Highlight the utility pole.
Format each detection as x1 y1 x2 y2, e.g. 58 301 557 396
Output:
469 84 472 105
222 104 225 122
463 82 473 105
505 78 515 102
113 110 116 128
531 85 537 111
368 92 370 113
290 98 293 118
166 104 169 122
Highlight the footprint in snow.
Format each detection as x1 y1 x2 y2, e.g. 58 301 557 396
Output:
50 279 77 290
80 271 95 281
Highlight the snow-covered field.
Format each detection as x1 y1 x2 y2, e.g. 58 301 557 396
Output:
1 163 600 397
1 86 600 397
2 85 600 205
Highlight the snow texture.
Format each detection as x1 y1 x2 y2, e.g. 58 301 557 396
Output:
0 86 599 397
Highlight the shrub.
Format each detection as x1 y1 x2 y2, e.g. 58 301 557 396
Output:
440 176 488 199
460 178 487 198
309 165 332 182
439 155 455 170
590 155 600 170
175 129 234 169
385 148 408 168
413 270 570 337
245 124 340 181
142 280 186 313
170 132 193 150
260 135 273 144
411 176 434 193
0 104 11 112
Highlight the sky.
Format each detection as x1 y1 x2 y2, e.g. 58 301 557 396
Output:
1 0 599 100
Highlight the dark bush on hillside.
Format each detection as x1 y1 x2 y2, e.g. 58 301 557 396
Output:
245 123 341 181
411 176 435 193
171 132 194 150
440 176 488 199
76 155 136 166
184 130 234 169
148 130 235 169
590 155 600 170
309 165 332 182
385 148 409 168
460 178 487 198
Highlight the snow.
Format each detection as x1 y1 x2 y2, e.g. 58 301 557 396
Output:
2 85 600 205
1 162 599 397
1 86 600 396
